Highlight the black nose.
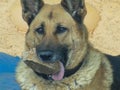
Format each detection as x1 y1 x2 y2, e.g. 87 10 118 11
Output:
38 50 54 61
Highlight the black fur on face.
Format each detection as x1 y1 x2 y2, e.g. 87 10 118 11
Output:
36 44 68 66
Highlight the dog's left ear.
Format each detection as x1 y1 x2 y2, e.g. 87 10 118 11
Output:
21 0 44 25
61 0 87 23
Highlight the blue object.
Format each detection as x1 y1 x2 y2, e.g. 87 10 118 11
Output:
0 52 21 90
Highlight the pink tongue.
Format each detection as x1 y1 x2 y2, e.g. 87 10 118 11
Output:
51 62 65 81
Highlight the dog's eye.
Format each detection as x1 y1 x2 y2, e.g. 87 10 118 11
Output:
35 24 45 34
55 25 68 34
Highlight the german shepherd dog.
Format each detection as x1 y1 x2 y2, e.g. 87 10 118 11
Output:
16 0 120 90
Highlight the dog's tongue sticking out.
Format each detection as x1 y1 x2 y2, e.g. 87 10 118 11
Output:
51 62 65 81
23 49 65 81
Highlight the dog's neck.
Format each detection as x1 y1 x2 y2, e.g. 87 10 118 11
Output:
60 48 102 88
16 47 111 90
64 45 89 77
35 43 88 81
35 56 85 80
36 47 102 88
36 46 102 88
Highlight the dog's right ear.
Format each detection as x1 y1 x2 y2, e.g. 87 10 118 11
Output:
21 0 44 25
61 0 86 24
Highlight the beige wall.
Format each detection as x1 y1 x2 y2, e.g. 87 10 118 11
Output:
0 0 120 56
44 0 61 4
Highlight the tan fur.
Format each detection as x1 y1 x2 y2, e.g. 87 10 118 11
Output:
16 2 113 90
16 47 113 90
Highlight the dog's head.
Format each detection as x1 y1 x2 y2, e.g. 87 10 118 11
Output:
21 0 88 80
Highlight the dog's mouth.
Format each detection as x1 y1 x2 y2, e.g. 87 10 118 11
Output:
25 57 84 81
49 61 65 81
25 59 66 81
31 45 68 81
24 45 84 81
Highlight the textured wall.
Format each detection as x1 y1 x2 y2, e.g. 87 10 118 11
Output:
0 0 120 56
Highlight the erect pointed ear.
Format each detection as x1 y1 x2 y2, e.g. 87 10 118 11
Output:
21 0 44 25
61 0 87 24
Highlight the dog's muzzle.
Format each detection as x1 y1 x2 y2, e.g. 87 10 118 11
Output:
35 45 68 81
37 50 61 62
